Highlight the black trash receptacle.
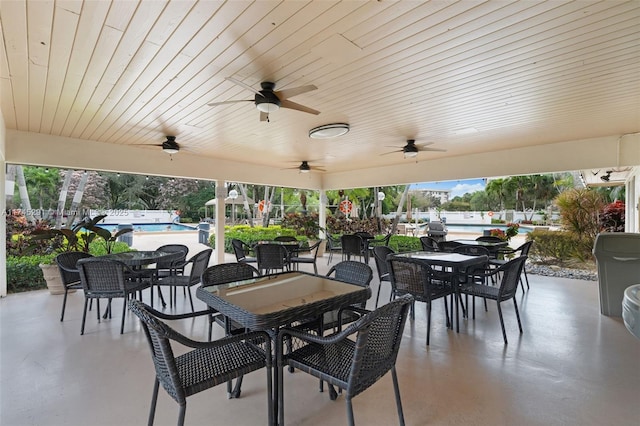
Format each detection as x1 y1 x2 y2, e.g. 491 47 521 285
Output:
198 222 210 245
116 223 134 247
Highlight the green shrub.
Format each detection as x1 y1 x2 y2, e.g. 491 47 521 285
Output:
526 229 592 263
388 235 421 253
6 254 55 293
208 225 301 253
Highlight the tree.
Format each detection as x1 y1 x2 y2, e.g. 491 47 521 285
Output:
486 178 508 216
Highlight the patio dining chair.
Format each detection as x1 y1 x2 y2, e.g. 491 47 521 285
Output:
231 239 257 264
341 234 368 263
277 294 413 426
419 236 440 252
55 251 94 322
387 256 454 345
148 244 189 308
326 234 342 265
489 241 534 291
255 243 289 275
459 256 527 344
76 257 150 335
154 248 212 312
289 240 322 274
128 299 272 426
373 245 395 308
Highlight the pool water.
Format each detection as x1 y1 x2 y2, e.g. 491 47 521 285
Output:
100 223 197 232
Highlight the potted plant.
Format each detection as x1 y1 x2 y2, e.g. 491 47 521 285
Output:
27 215 133 294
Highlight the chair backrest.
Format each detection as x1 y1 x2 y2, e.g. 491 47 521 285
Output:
231 239 249 261
155 244 189 269
453 245 491 257
185 249 213 286
274 236 297 243
327 260 373 287
127 299 187 404
77 258 128 295
341 234 364 256
419 236 440 252
201 262 260 286
304 240 323 260
476 236 503 243
326 234 342 250
438 240 464 252
255 244 289 271
373 246 395 281
387 256 438 298
345 294 413 398
517 241 534 256
495 256 528 299
55 251 94 286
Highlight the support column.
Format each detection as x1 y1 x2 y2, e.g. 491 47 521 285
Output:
215 181 227 264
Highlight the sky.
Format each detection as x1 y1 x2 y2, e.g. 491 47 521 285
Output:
413 178 486 198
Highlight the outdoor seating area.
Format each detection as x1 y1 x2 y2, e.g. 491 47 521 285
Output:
1 231 639 426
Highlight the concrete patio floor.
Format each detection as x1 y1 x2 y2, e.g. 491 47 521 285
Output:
1 231 638 425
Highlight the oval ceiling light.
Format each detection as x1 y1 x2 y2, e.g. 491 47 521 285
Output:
309 123 350 139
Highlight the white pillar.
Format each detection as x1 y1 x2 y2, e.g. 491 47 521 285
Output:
215 181 227 264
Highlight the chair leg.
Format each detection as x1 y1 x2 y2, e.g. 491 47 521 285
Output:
346 396 355 426
523 268 530 289
497 302 508 344
375 281 383 308
391 367 406 426
513 298 523 333
177 403 186 426
426 301 431 346
187 288 195 312
121 297 127 334
60 287 70 322
148 378 159 426
81 298 89 335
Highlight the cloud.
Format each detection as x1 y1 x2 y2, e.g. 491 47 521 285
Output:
450 182 485 198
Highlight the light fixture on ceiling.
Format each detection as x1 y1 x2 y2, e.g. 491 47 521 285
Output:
256 100 280 113
162 136 180 154
162 146 179 154
309 123 350 139
403 151 418 159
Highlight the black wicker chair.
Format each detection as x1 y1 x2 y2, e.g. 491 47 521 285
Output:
489 241 533 291
76 257 150 335
148 244 189 308
419 236 440 252
200 262 260 338
128 299 273 426
387 256 454 345
55 251 94 321
437 240 465 252
154 249 212 312
277 294 414 426
372 246 395 308
459 256 527 344
231 239 257 264
341 234 367 263
475 235 504 243
289 240 322 274
255 243 289 275
326 234 342 265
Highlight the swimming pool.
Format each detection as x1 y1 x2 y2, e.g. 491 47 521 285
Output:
100 223 197 232
444 224 532 234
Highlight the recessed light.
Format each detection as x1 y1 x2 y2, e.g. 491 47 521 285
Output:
309 123 350 139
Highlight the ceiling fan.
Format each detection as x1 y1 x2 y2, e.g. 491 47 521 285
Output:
134 136 182 155
381 139 446 159
207 77 320 121
283 161 326 173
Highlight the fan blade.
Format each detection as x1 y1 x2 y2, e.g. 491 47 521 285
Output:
313 167 326 172
415 142 435 147
380 149 403 156
226 77 264 97
275 85 317 100
280 99 320 115
260 111 269 122
207 99 253 107
420 147 447 152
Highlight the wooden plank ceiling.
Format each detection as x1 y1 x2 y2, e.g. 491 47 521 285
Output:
1 1 639 180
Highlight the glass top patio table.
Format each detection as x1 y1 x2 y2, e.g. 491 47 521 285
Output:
100 250 181 267
196 271 370 331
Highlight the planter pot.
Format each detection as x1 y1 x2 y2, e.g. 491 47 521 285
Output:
39 263 68 295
